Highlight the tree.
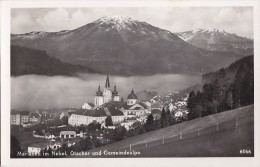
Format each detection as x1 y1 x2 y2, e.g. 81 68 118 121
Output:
166 110 174 125
187 91 197 120
105 116 113 127
194 105 203 118
145 114 155 132
226 89 233 110
61 116 68 125
138 126 146 134
77 137 93 151
92 136 102 148
212 79 222 102
79 124 87 132
96 123 102 130
240 69 254 106
212 100 219 114
11 135 22 158
87 122 98 132
110 126 127 141
160 108 168 128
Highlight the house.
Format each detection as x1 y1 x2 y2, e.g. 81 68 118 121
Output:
59 111 70 119
151 101 163 110
11 110 30 126
121 122 135 130
29 112 41 125
11 110 21 125
142 101 152 108
49 141 62 150
28 143 47 156
44 132 56 139
105 126 116 129
60 131 76 139
151 108 161 120
81 103 94 110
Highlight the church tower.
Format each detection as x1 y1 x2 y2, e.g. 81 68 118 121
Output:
103 74 112 103
94 85 104 107
112 85 120 101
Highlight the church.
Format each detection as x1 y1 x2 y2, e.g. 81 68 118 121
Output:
68 74 151 127
94 74 120 107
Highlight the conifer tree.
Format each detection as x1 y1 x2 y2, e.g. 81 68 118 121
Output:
145 114 155 132
160 108 168 128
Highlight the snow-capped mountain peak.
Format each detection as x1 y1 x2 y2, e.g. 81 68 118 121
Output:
192 28 227 34
94 15 139 31
97 15 135 24
175 28 253 55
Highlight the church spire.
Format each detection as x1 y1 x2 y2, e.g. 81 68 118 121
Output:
105 74 110 88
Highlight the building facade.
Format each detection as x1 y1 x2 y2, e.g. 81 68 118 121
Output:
120 89 150 118
11 110 30 126
68 105 125 126
60 131 76 139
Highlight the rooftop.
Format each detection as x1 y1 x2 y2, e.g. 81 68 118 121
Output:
127 89 138 99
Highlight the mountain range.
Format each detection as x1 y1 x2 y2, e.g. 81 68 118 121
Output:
11 16 253 76
176 28 253 56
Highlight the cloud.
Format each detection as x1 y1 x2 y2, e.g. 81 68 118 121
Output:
11 7 253 38
36 8 71 32
11 13 35 34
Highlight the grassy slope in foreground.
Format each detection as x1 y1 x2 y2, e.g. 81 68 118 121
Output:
84 105 253 157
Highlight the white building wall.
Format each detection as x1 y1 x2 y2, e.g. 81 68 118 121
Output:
68 114 124 126
103 88 112 103
112 115 125 124
11 114 20 125
113 95 120 102
95 96 104 107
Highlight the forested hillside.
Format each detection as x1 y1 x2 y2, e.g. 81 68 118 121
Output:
11 45 96 76
187 55 253 120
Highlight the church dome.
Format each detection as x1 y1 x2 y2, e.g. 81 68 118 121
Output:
127 89 138 99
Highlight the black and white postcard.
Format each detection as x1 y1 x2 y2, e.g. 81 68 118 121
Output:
1 0 260 167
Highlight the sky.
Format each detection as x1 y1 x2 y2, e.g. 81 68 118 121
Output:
11 7 253 38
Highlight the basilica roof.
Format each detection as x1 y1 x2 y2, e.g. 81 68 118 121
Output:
120 102 148 110
127 89 138 99
73 104 124 117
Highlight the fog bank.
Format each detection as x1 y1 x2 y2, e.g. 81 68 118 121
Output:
11 73 201 110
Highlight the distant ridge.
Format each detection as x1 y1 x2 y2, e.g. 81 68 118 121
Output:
176 28 253 56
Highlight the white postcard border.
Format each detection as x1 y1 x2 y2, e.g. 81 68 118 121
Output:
1 0 260 167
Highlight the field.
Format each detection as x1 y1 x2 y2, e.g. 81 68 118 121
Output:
77 105 254 157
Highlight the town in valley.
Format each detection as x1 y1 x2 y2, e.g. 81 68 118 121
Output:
11 74 189 157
